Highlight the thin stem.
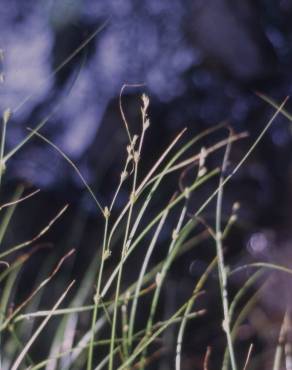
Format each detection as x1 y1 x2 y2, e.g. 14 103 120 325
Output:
0 109 11 187
215 130 237 370
127 202 170 351
87 212 110 370
175 258 217 370
13 20 110 114
10 280 75 370
140 197 189 369
108 168 137 370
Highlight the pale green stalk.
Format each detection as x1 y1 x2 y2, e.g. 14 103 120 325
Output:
127 202 170 351
230 262 292 277
121 300 129 359
8 326 34 368
28 131 104 215
117 301 204 369
109 96 149 369
4 48 88 166
10 281 75 370
53 229 208 370
13 20 109 114
0 185 24 246
256 92 292 121
0 205 68 259
175 258 217 370
0 109 10 187
222 287 264 370
108 157 139 370
140 196 189 369
228 269 264 324
94 311 202 370
222 270 265 370
273 310 288 370
215 130 237 370
0 263 22 369
87 212 110 370
0 249 74 331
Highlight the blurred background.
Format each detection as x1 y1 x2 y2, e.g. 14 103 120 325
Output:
1 1 292 368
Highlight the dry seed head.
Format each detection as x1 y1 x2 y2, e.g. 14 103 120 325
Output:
130 191 136 204
232 202 240 212
122 247 127 258
198 147 207 178
199 147 207 168
103 249 111 261
126 145 133 161
3 108 12 125
93 293 100 305
133 151 140 163
103 206 110 219
184 186 190 199
142 93 150 111
198 166 207 178
0 73 4 83
155 272 162 286
217 231 222 241
0 160 6 174
222 318 228 333
230 214 237 223
172 229 179 241
143 118 150 130
125 290 131 302
121 170 128 182
132 134 139 148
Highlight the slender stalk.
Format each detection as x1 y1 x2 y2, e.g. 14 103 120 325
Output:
13 20 109 114
127 202 170 351
175 258 217 370
140 196 189 369
0 205 68 259
0 109 10 187
108 157 139 370
229 262 292 277
215 130 237 370
28 131 104 215
222 285 267 370
0 262 22 369
109 94 150 368
87 212 110 370
273 310 288 370
0 185 24 247
117 301 205 369
10 280 75 370
49 229 208 370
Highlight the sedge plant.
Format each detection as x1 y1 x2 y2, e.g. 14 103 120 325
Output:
0 28 292 370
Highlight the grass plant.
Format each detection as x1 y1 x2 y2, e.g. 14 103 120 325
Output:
1 29 292 370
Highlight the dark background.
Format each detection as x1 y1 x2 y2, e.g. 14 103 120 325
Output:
1 1 292 368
